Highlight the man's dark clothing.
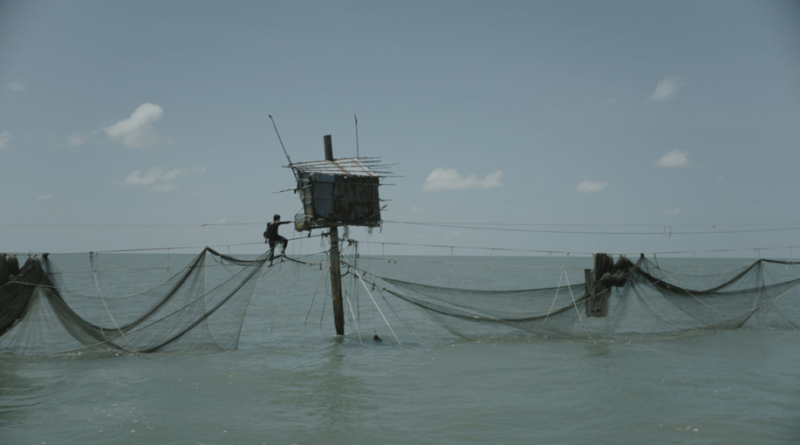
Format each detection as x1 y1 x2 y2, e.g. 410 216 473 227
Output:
264 222 288 253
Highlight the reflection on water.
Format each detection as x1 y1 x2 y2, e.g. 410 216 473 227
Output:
583 340 612 358
0 358 76 444
314 340 377 436
0 363 41 427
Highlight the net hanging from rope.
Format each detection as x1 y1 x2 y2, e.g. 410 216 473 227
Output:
378 256 800 339
0 248 272 356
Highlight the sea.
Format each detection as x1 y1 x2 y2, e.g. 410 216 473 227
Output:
1 253 799 445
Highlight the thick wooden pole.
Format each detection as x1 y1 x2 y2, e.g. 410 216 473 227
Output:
325 135 346 335
586 253 612 318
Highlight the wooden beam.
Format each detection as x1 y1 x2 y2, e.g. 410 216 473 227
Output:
325 135 346 335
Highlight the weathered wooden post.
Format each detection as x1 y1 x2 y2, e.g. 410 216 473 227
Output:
585 253 613 317
325 135 346 335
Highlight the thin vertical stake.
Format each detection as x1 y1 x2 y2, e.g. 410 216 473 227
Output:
354 113 359 158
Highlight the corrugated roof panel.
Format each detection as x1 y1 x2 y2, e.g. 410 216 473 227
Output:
290 158 382 177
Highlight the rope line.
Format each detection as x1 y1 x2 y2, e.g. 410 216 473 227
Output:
14 236 322 256
541 270 564 329
90 252 139 353
375 286 433 346
344 285 365 350
354 240 800 257
564 270 595 343
355 269 409 358
304 268 329 326
382 220 800 236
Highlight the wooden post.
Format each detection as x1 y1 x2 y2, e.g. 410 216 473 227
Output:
586 253 613 318
325 135 346 335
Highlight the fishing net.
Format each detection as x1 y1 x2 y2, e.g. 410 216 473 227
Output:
379 255 800 339
0 248 271 356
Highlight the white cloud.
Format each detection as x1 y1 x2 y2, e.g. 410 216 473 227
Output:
116 166 205 192
421 168 504 191
663 207 682 216
67 132 88 147
648 75 686 102
656 149 691 168
0 131 9 150
409 205 424 214
193 184 222 196
7 82 26 92
575 180 609 193
36 194 53 201
104 103 166 149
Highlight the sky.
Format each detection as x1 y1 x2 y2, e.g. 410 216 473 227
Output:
1 0 799 258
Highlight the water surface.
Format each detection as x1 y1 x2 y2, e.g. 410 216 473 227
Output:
1 254 798 444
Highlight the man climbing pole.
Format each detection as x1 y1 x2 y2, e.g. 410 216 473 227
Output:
264 214 290 259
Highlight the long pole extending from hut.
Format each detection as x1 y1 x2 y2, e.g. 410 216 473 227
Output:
325 135 346 335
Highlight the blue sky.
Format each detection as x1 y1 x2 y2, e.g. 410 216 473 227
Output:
1 0 799 257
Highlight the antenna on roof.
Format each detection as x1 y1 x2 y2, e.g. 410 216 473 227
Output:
269 115 293 167
354 113 359 158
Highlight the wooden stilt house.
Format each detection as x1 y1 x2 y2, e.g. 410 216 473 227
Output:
290 156 391 232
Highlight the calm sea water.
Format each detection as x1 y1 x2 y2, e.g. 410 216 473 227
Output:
1 254 799 444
